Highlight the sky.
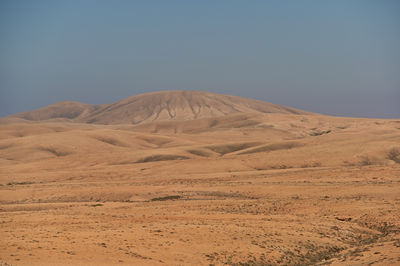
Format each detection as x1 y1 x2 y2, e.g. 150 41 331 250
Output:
1 0 399 118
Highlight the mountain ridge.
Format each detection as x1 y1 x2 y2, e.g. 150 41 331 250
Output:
9 90 311 125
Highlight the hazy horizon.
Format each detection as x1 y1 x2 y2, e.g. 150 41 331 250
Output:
1 1 399 118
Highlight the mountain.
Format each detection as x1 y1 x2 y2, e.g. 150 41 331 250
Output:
2 91 400 266
9 90 310 125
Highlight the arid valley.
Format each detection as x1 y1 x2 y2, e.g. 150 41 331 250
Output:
1 91 400 265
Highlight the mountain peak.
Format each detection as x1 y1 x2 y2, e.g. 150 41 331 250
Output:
10 90 310 124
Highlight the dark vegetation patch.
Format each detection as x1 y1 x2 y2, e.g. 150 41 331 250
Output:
269 164 293 170
387 147 400 163
310 129 331 136
137 136 172 147
38 146 70 157
344 155 379 167
335 217 352 222
253 164 294 171
7 181 35 186
209 119 219 128
108 160 136 165
186 149 212 157
359 155 373 166
206 142 261 155
239 142 302 155
357 220 399 237
90 203 104 207
0 143 13 150
136 154 189 163
294 245 344 265
300 161 322 168
13 132 25 137
257 124 275 129
93 136 127 147
195 191 257 200
206 244 344 265
151 195 181 201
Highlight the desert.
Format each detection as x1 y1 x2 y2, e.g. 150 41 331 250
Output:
0 90 399 265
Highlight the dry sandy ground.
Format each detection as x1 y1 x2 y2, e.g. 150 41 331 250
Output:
1 113 400 265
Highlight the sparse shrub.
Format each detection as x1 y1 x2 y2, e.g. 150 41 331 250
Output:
300 163 310 168
343 160 356 167
257 124 274 129
310 129 331 136
136 154 189 163
387 147 400 163
151 195 181 201
300 162 322 168
7 181 34 186
39 146 69 157
94 136 126 147
14 132 25 137
209 119 218 127
270 164 291 169
359 155 373 166
0 143 13 150
300 162 321 168
187 149 211 157
312 161 322 167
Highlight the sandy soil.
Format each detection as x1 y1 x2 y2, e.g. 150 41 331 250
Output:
1 113 400 265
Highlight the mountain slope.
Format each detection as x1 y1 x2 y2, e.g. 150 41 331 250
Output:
10 101 97 121
10 90 311 125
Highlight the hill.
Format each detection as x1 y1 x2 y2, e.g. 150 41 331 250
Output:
2 91 400 265
9 90 309 124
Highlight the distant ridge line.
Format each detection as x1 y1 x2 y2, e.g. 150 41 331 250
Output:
9 90 312 125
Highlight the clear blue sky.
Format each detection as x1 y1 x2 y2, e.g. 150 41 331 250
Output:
1 0 399 118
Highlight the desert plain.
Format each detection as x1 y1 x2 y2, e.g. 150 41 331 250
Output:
0 91 399 265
